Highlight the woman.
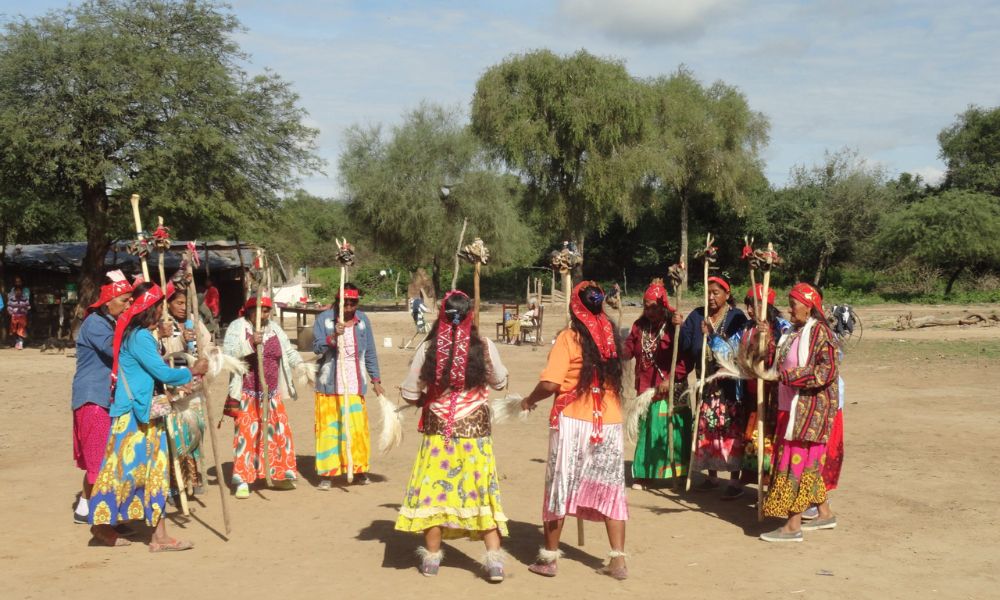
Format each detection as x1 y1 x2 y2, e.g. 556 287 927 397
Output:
521 281 629 580
88 282 208 551
312 283 384 487
396 291 510 582
223 296 303 498
6 275 30 349
707 284 790 480
622 281 686 488
760 283 839 542
680 275 749 498
71 270 133 524
159 287 214 496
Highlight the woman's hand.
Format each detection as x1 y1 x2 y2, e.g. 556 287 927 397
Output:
252 332 263 346
182 328 196 342
190 358 209 376
656 379 671 399
520 397 535 412
372 381 385 397
158 322 173 339
335 322 345 336
672 312 684 326
701 320 714 336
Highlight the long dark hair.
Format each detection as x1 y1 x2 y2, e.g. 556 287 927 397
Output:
123 282 161 340
571 284 623 397
419 293 486 391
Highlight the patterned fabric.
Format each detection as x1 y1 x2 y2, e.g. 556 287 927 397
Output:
822 410 844 490
432 291 475 441
569 280 617 360
243 334 282 393
692 379 747 472
776 319 840 443
396 433 508 540
423 403 492 438
111 282 173 382
73 403 112 484
8 314 27 338
642 282 674 311
88 270 132 312
232 390 297 484
543 416 628 522
789 282 824 317
314 392 369 476
88 411 170 527
763 411 828 517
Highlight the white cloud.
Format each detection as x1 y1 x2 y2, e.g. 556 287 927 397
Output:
558 0 740 43
909 166 946 186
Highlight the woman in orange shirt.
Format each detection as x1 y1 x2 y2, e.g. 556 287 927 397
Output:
521 281 628 580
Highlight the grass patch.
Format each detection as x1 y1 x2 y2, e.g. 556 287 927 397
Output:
851 338 1000 364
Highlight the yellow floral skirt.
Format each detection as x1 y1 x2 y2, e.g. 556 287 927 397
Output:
395 434 508 540
315 393 369 476
89 411 170 527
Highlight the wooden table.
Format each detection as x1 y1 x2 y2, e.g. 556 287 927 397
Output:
277 304 326 328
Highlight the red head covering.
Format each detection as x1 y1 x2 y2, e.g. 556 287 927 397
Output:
241 296 273 315
789 282 824 317
337 288 360 300
642 282 675 312
432 290 474 443
570 280 617 360
87 270 134 313
745 283 776 306
707 276 731 294
111 281 174 384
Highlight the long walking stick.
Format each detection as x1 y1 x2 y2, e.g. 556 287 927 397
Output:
686 234 716 492
252 248 274 487
335 239 356 483
755 243 776 521
185 249 232 535
665 263 685 490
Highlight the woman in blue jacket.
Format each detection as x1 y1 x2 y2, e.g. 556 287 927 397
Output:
312 283 385 488
88 282 207 551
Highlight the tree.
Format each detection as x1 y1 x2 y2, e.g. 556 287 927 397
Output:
0 0 320 302
340 102 539 296
877 189 1000 295
639 68 769 289
939 105 1000 196
470 50 648 268
748 149 891 286
247 191 355 271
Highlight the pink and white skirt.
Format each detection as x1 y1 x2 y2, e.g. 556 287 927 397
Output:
542 415 628 522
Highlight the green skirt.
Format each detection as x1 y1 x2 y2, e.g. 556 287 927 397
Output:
632 401 692 480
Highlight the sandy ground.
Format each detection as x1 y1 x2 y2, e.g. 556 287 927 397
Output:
2 301 999 600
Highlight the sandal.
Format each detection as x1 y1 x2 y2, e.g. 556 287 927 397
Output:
149 539 194 553
235 483 250 499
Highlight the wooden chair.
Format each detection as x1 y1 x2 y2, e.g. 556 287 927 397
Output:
495 303 519 343
519 304 544 344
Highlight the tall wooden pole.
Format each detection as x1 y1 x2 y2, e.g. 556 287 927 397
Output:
336 239 354 483
450 219 468 291
473 261 481 330
756 242 775 521
185 251 232 535
686 233 714 492
665 266 684 490
253 248 273 487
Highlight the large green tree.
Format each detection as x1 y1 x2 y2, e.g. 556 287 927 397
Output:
340 102 538 296
639 68 769 289
939 105 1000 196
470 50 648 267
0 0 320 302
877 189 1000 295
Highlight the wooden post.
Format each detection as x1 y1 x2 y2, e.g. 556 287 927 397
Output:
666 274 683 490
686 233 714 492
473 261 481 330
253 248 273 487
450 218 468 291
185 251 232 535
756 242 775 521
336 239 353 483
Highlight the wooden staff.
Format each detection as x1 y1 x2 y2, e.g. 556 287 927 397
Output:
450 218 468 291
686 233 714 492
185 250 233 535
665 264 684 490
336 239 354 483
253 248 274 487
473 261 481 330
755 242 775 521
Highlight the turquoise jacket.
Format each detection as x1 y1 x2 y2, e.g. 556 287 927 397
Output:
111 328 192 423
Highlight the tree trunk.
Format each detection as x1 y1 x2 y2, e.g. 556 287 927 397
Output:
573 234 586 281
945 266 963 296
813 246 833 287
78 183 112 310
679 193 689 292
431 255 443 301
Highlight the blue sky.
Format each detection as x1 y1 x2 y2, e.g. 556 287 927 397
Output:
3 0 999 198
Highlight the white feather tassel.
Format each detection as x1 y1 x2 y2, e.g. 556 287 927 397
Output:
294 361 317 385
624 388 656 444
490 393 529 424
376 394 404 454
206 347 247 379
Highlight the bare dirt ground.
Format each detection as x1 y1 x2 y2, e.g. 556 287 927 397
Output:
2 301 998 600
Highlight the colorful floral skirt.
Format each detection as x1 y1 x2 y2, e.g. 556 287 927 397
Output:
544 416 628 522
692 382 747 473
763 412 828 517
73 403 111 485
89 411 170 527
315 392 370 477
632 400 692 480
232 390 297 485
396 434 508 540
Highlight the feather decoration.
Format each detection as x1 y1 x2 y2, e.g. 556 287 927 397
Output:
206 347 247 379
624 388 656 444
376 394 404 454
294 361 317 385
490 393 529 424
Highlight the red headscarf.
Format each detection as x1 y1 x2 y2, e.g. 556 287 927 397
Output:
642 282 675 312
707 276 731 294
570 280 617 360
433 290 475 443
745 283 776 306
87 269 134 313
111 281 174 384
337 288 360 300
789 282 824 317
241 295 273 316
